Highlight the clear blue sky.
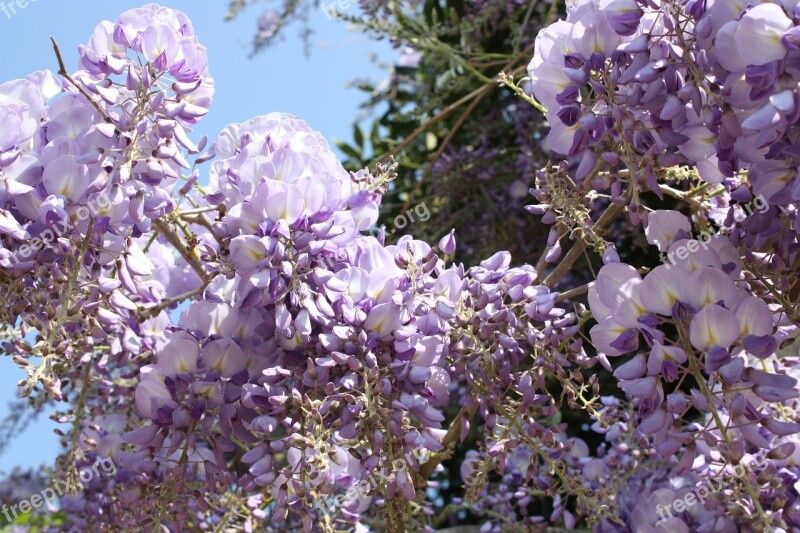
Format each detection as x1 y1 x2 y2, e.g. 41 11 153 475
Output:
0 1 392 472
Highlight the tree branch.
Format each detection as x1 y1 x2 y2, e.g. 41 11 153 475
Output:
152 218 208 282
543 202 626 288
50 37 109 120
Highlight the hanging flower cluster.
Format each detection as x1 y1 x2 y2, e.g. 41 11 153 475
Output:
0 2 799 532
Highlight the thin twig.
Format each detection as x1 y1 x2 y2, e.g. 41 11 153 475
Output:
177 205 224 216
50 37 109 120
390 49 535 218
396 84 493 219
140 283 212 318
384 84 492 161
415 405 475 484
543 202 626 288
555 283 590 303
153 218 208 282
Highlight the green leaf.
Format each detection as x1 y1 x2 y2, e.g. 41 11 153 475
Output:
370 120 381 147
353 124 365 151
335 140 362 162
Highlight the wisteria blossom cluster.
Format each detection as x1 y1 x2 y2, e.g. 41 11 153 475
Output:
528 0 800 201
1 1 800 532
0 4 575 532
517 0 800 531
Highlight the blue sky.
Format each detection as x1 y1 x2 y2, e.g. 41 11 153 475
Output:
0 0 392 472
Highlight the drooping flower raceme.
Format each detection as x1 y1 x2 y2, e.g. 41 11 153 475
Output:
520 0 800 531
0 2 799 532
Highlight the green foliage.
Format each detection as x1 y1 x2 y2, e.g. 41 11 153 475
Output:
0 510 65 531
332 0 562 265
